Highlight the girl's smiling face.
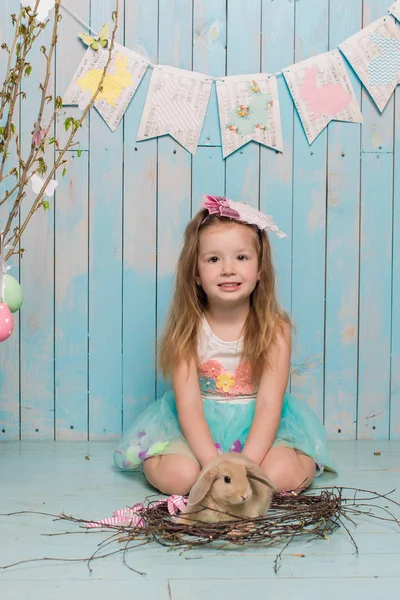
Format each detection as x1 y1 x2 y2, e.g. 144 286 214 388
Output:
196 221 260 308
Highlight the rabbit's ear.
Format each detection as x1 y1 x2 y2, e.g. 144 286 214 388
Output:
246 465 275 490
188 466 219 505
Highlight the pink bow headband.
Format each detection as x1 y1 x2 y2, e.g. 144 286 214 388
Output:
202 195 287 239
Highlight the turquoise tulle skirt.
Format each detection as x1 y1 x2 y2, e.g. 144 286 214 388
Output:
113 391 337 473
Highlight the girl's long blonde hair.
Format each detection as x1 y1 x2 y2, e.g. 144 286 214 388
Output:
159 208 291 383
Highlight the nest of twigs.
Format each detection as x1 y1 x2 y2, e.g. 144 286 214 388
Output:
1 486 400 574
136 488 342 547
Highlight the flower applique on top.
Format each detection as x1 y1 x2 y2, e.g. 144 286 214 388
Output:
197 317 258 401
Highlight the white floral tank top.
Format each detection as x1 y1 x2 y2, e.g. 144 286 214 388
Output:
197 316 257 402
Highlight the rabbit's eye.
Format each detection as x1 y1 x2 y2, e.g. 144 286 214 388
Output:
224 476 231 484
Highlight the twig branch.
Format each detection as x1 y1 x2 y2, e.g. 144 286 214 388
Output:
0 1 46 183
0 0 120 263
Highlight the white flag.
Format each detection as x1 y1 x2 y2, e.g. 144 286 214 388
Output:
283 50 363 144
63 44 149 132
339 16 400 112
136 66 212 155
216 74 283 159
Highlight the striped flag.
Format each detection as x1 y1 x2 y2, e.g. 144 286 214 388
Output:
137 65 212 155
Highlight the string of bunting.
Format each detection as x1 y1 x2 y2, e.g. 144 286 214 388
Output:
27 1 400 158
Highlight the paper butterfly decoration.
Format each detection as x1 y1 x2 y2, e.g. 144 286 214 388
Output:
30 174 58 197
20 0 55 22
78 23 109 51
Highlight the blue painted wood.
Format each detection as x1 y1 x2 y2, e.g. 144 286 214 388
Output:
170 578 400 599
358 150 393 440
53 0 90 440
259 0 295 318
192 0 226 214
357 0 394 440
19 5 56 439
192 147 225 215
194 0 226 148
122 1 158 428
1 440 400 599
88 0 124 439
225 0 261 208
290 0 329 422
0 0 21 441
54 152 89 439
391 84 400 440
324 1 362 440
156 0 193 397
0 0 399 442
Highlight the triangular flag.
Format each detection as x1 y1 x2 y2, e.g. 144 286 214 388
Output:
216 74 283 158
339 16 400 112
63 43 149 131
283 50 363 144
136 65 212 155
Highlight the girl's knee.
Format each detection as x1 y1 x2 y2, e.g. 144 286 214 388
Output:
260 447 315 492
143 454 161 475
296 452 316 486
143 455 200 495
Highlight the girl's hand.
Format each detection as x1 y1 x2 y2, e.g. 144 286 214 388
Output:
241 450 262 467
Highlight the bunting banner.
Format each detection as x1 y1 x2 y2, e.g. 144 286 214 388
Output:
339 16 400 112
61 3 400 156
283 50 363 144
136 65 213 155
215 74 283 158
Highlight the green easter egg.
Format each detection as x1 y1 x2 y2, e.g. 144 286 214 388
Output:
2 274 23 313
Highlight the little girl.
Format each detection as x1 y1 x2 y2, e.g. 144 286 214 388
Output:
114 195 337 494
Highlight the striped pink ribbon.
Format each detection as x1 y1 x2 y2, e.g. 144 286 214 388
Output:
85 495 187 528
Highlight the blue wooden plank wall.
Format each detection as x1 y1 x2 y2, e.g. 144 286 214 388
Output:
0 0 399 441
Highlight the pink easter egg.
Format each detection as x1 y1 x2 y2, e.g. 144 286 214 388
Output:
0 302 14 342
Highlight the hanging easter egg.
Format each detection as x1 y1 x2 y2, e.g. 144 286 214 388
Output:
2 273 23 313
0 303 13 343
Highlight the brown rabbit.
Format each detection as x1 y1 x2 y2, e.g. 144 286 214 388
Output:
177 453 275 524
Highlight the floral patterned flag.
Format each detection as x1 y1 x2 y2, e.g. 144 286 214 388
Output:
216 74 283 158
339 16 400 112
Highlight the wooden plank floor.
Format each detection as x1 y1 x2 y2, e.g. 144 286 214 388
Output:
1 440 399 599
